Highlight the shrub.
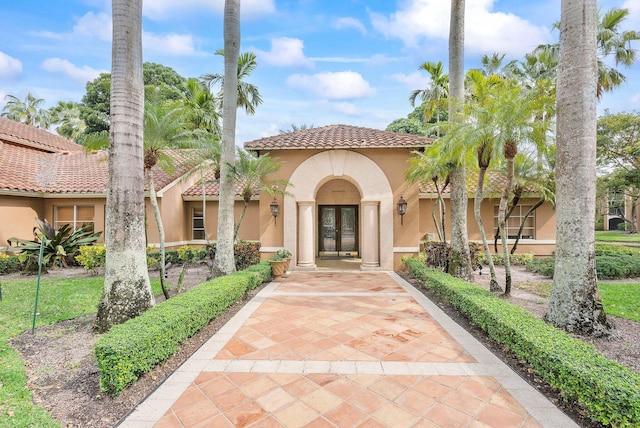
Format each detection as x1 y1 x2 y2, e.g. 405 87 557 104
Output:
176 245 207 264
0 254 22 274
423 241 481 271
75 245 106 273
95 261 271 396
206 241 261 271
478 252 534 266
526 257 555 277
403 257 640 427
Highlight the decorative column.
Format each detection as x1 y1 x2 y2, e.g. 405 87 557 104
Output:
297 201 316 268
361 200 380 269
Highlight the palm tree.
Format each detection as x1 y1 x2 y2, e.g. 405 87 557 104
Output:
409 61 448 130
183 78 220 134
447 0 474 281
547 0 611 336
201 50 263 116
49 101 87 141
143 95 196 298
229 150 290 241
405 149 452 243
1 93 50 128
213 0 241 277
95 0 154 332
596 7 640 98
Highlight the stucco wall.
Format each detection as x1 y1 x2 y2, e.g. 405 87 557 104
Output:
0 195 44 250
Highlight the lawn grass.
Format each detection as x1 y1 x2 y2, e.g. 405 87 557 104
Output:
0 275 162 428
599 282 640 322
515 280 640 323
595 230 640 243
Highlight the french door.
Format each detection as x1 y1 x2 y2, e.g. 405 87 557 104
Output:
318 205 358 257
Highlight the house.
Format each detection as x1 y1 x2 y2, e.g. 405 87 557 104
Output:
0 118 557 270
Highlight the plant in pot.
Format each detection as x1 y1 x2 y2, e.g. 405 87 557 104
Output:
269 249 292 280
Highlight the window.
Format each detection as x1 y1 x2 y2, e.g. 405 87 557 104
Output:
192 207 205 240
608 193 625 216
494 205 535 239
54 205 95 230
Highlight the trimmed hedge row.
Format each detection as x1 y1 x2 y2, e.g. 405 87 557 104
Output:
404 257 640 427
95 261 272 396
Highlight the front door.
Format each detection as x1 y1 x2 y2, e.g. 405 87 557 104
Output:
319 205 358 257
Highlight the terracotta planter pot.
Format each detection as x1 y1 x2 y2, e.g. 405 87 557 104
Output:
269 259 287 281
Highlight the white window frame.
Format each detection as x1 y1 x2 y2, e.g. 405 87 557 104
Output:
53 205 95 231
494 204 536 240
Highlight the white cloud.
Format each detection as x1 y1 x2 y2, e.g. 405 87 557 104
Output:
370 0 552 57
40 58 105 83
319 100 360 116
143 0 275 21
390 71 429 90
143 33 197 56
256 38 314 67
0 51 22 79
333 17 367 35
73 11 112 42
286 71 374 99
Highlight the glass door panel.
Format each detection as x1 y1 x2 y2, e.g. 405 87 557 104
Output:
318 206 358 257
320 207 337 255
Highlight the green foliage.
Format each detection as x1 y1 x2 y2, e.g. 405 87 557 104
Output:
0 253 22 274
478 252 534 266
176 245 207 264
8 219 102 268
423 241 481 271
595 215 604 231
403 257 640 427
274 249 292 260
527 245 640 279
385 118 427 135
75 245 106 273
206 241 261 271
95 262 271 396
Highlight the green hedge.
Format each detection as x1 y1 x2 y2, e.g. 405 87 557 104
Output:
94 261 271 396
404 257 640 427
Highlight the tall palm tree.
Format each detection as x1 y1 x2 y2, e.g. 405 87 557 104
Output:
213 0 241 277
143 95 196 298
229 150 290 241
409 61 448 130
447 0 474 281
95 0 153 333
201 50 263 116
596 7 640 98
1 93 50 128
547 0 611 336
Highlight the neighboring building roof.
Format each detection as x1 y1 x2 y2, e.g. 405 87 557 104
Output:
0 117 82 153
0 118 198 195
244 124 432 150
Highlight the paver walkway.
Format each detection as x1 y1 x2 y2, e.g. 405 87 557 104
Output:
119 271 577 427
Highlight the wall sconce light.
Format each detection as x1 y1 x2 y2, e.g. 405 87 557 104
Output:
397 196 407 225
270 197 280 226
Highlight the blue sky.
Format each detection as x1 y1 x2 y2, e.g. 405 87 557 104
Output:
1 0 638 144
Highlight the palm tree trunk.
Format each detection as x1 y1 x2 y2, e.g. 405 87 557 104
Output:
431 200 443 241
447 0 474 281
511 197 544 254
95 0 154 333
201 169 209 245
435 183 447 242
233 201 248 242
498 152 516 295
475 167 501 291
148 169 170 300
547 0 611 336
213 0 240 277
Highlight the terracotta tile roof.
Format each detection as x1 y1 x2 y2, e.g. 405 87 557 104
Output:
183 172 259 198
0 117 82 153
419 170 538 196
0 137 197 195
244 124 432 150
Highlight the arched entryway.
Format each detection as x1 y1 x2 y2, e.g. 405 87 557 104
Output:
283 150 394 270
